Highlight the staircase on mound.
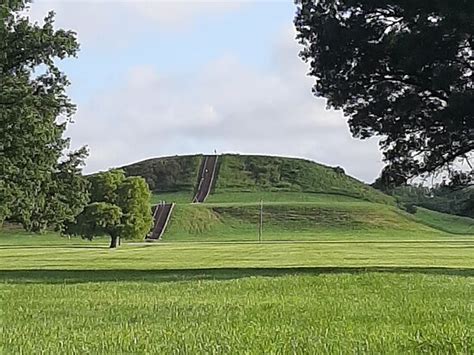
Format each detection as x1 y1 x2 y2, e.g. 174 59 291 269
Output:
146 203 174 241
193 155 218 203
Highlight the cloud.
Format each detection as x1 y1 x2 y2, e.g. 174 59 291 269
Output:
27 1 245 47
66 25 385 182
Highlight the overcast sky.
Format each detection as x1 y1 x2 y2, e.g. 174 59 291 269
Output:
28 0 385 182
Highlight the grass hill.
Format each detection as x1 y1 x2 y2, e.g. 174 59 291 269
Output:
123 154 394 204
118 153 474 241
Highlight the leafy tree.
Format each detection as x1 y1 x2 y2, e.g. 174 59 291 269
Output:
295 0 473 186
0 1 88 230
67 170 153 248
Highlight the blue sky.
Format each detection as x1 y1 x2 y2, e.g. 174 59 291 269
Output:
29 1 384 182
57 2 294 100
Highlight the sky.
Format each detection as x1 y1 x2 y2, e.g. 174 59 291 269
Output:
28 0 385 183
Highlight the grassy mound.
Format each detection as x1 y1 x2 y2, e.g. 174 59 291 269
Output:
120 154 474 239
122 154 394 204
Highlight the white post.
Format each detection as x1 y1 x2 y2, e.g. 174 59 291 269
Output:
259 199 263 243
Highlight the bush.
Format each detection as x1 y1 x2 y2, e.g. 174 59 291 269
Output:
402 203 418 214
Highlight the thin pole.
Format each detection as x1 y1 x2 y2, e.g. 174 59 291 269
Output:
258 199 263 243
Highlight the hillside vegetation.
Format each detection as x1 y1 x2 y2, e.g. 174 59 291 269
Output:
162 202 454 242
215 155 394 204
122 154 394 204
121 155 202 193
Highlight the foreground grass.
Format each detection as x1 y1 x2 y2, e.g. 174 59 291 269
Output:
2 272 472 353
1 231 473 353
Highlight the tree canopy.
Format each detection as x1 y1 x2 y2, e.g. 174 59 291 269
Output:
67 170 153 248
0 1 89 230
295 0 473 186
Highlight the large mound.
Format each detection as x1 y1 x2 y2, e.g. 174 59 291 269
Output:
122 154 393 204
119 154 474 240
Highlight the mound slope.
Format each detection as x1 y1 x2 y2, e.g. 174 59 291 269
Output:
122 154 393 204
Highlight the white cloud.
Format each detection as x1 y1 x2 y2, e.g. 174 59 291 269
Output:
27 1 245 47
66 25 385 182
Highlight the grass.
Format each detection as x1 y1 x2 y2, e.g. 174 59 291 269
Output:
205 191 364 203
414 207 474 235
150 191 194 204
163 201 471 242
2 272 473 353
1 230 473 353
1 230 473 270
214 154 394 204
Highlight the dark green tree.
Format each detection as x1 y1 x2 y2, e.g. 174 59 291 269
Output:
0 1 89 230
295 0 473 186
67 170 153 248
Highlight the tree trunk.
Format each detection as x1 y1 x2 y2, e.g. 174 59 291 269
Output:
110 235 119 248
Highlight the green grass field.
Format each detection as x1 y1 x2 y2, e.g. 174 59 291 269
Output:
2 271 472 353
1 227 473 353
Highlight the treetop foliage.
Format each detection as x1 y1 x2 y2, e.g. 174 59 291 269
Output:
295 0 473 187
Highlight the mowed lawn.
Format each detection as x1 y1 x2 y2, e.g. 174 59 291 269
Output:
1 231 473 353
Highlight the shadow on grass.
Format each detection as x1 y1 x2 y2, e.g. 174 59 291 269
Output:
0 245 108 250
0 267 472 284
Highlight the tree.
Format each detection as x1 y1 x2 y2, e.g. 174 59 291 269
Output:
0 1 89 230
295 0 473 186
67 170 153 248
